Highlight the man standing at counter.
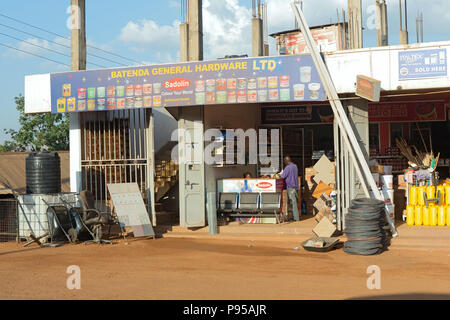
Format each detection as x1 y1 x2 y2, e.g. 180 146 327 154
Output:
280 156 299 221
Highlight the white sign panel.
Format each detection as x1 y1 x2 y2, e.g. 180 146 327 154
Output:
107 183 154 237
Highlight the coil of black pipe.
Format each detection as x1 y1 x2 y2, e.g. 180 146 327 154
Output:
344 198 390 255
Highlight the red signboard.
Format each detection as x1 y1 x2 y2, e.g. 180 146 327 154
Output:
281 25 340 55
368 101 446 122
163 78 192 91
256 182 273 189
356 75 381 102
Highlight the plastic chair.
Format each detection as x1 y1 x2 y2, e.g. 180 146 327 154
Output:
79 190 115 245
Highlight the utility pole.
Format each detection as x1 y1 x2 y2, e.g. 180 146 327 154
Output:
348 0 362 49
69 0 86 194
376 0 388 46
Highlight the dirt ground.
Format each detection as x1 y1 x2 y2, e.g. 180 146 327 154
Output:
1 229 450 300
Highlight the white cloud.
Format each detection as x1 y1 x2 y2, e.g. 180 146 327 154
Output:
202 0 252 59
115 0 450 63
116 0 252 62
118 19 180 51
1 37 69 70
13 38 52 58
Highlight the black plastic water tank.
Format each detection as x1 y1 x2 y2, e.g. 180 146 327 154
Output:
26 152 61 194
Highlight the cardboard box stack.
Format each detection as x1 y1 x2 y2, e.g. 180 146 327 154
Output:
304 155 336 218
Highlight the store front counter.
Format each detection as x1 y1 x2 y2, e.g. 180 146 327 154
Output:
217 178 287 223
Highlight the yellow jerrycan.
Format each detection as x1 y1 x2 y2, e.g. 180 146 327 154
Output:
445 185 450 206
410 186 418 206
429 205 438 226
438 206 446 227
436 185 445 205
415 206 423 226
447 206 450 227
418 186 426 206
426 186 436 200
406 205 415 226
422 206 430 226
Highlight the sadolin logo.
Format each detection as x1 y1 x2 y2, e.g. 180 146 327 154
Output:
163 78 192 91
256 182 273 189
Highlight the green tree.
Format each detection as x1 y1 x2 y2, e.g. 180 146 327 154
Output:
0 95 69 152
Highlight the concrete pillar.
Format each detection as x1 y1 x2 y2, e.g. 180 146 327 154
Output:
252 17 264 57
399 30 409 45
180 22 189 62
69 0 86 193
188 0 203 61
345 99 369 199
376 0 388 46
348 0 362 49
70 0 86 70
69 113 82 193
263 43 269 56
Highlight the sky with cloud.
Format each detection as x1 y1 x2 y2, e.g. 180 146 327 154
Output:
1 0 449 143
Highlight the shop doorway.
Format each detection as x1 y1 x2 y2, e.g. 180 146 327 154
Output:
280 124 334 175
79 109 155 220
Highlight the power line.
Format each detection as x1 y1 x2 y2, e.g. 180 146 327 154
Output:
0 22 128 67
0 41 70 67
0 31 107 68
0 12 143 65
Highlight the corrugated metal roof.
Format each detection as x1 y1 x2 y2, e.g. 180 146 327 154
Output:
0 151 70 195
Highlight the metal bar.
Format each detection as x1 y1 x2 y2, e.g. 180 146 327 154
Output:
291 3 397 236
343 134 349 231
82 114 88 191
118 111 122 182
113 110 117 160
88 117 93 192
399 0 403 30
124 110 129 182
404 0 408 32
147 109 156 226
334 120 341 230
133 111 138 185
292 4 373 198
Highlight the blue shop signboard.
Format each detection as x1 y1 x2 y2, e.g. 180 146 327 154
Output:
399 48 447 80
50 54 325 113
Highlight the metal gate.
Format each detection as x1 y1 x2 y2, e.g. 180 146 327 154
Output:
80 109 155 220
0 198 17 242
